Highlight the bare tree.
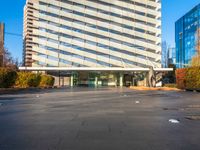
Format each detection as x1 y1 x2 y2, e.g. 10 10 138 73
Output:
0 47 18 70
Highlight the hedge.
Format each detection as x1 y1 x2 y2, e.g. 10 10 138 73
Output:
185 67 200 89
0 68 17 88
176 68 186 89
0 68 55 89
15 72 41 88
40 74 55 87
176 67 200 90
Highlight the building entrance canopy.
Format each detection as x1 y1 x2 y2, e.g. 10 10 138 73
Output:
19 67 173 72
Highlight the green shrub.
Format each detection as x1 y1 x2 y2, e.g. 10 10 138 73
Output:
28 73 41 87
1 69 55 89
40 75 55 87
0 67 17 88
15 72 41 88
185 67 200 89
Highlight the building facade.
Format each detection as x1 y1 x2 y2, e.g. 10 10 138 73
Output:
161 41 176 68
23 0 162 86
161 41 169 68
175 3 200 68
168 47 176 66
0 23 4 67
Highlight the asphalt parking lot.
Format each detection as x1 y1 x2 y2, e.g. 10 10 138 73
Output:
0 87 200 150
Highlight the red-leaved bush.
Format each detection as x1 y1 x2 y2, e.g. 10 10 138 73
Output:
176 67 200 90
176 68 186 89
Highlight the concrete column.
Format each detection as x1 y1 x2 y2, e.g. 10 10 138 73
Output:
58 71 61 87
115 79 118 87
70 74 74 87
95 76 98 87
119 73 123 87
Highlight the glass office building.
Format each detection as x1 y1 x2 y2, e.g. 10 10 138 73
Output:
175 3 200 68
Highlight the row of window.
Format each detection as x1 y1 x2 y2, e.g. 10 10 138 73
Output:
37 33 151 60
37 50 112 67
39 1 158 29
38 11 158 48
52 0 158 24
36 43 148 68
37 26 157 61
38 9 157 37
35 33 156 65
86 0 158 12
39 18 156 48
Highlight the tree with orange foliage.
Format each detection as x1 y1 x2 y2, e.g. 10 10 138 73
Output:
191 28 200 66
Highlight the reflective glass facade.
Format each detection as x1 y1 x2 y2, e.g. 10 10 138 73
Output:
23 0 161 68
175 3 200 68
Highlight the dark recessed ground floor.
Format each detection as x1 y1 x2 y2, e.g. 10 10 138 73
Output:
19 67 173 87
49 71 149 87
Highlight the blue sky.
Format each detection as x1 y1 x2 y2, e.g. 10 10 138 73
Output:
0 0 200 62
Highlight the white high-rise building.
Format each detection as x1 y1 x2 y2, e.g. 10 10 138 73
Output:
22 0 164 87
23 0 161 68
